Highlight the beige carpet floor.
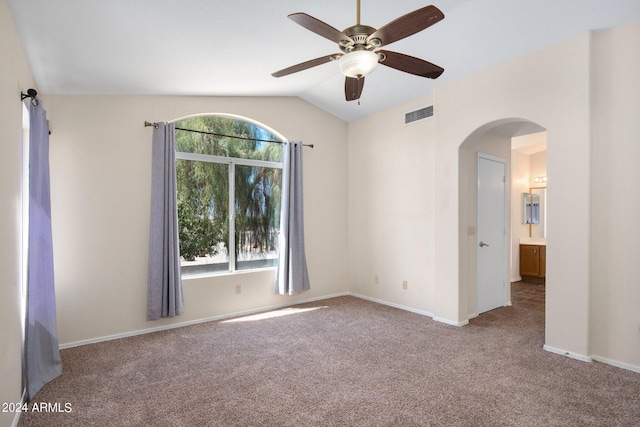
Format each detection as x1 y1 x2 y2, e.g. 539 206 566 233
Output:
18 295 640 426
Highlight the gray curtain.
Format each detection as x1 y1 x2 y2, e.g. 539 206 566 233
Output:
276 141 311 295
24 97 62 400
148 122 184 320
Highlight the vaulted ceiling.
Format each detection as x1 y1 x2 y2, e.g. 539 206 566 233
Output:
8 0 640 122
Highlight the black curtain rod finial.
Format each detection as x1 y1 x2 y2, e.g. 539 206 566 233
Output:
21 88 38 101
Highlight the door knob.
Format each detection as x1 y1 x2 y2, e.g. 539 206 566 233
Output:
479 241 490 247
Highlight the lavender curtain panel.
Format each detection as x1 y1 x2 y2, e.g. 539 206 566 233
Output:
276 142 311 295
148 122 184 320
24 97 62 400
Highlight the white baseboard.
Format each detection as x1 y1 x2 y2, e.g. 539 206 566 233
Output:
349 293 434 318
433 316 469 327
543 345 592 362
543 346 640 373
331 292 472 327
511 276 522 282
59 292 640 375
592 355 640 373
10 389 26 427
60 292 440 349
55 293 640 379
60 292 350 349
11 411 20 427
348 293 468 326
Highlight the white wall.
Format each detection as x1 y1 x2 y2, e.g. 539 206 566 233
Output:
0 0 36 424
43 95 349 346
590 20 640 369
511 149 531 281
351 30 594 346
350 22 640 369
434 32 592 356
529 151 547 185
347 95 436 315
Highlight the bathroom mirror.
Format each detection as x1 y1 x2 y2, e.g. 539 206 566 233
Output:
523 188 546 238
522 192 539 225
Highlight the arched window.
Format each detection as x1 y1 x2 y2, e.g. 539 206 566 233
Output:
174 115 285 275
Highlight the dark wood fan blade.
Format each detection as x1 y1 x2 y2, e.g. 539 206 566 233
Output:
288 13 354 44
378 50 444 79
367 5 444 47
272 54 340 78
345 77 365 101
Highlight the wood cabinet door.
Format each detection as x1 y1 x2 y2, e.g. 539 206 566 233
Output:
539 246 546 277
520 245 540 277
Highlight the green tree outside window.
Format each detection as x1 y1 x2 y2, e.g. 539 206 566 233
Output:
175 116 284 274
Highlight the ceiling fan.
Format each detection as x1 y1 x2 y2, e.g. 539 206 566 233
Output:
271 0 445 101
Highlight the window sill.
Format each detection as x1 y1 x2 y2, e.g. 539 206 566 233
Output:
181 266 277 281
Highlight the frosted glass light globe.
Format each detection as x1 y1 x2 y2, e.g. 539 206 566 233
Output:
338 50 379 78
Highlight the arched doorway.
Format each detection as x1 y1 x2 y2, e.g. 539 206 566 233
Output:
458 118 547 318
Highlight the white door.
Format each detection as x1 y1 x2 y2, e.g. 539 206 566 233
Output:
477 153 507 314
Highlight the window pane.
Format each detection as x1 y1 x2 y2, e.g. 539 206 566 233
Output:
235 165 282 270
176 159 230 275
175 115 285 275
175 116 283 162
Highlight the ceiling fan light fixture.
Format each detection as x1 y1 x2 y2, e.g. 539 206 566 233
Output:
338 50 379 78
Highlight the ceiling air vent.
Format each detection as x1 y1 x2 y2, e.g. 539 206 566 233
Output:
404 105 434 125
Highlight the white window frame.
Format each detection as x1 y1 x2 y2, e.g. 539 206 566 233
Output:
175 151 283 275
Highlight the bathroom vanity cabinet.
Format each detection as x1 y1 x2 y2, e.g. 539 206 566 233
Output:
519 244 546 279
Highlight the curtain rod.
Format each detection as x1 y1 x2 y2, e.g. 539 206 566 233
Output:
144 121 313 148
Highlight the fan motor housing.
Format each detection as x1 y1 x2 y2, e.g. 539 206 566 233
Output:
340 25 380 52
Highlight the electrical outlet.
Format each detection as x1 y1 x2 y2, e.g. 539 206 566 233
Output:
374 275 379 284
235 284 242 294
402 280 408 290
